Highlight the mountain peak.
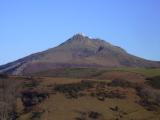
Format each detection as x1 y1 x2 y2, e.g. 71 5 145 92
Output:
74 33 86 36
71 33 108 45
60 33 109 50
58 34 125 52
71 33 89 41
0 34 160 75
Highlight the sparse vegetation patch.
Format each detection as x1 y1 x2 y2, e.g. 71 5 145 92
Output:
75 111 103 120
23 77 39 88
30 111 44 120
91 90 126 101
54 81 94 98
108 79 135 88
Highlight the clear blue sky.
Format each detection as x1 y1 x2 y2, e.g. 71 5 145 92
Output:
0 0 160 65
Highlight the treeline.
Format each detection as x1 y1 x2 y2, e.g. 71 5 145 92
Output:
0 74 19 120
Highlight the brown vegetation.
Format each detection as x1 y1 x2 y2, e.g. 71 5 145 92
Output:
136 86 160 111
0 75 19 120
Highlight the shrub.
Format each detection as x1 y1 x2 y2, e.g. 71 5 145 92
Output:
54 81 94 98
0 78 19 120
23 78 39 88
91 90 126 101
146 76 160 89
108 79 135 88
137 87 160 111
30 111 44 120
110 106 119 111
75 111 102 120
21 90 49 107
0 73 8 79
88 111 101 119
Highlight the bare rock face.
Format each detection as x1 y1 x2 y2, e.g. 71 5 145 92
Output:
0 33 160 75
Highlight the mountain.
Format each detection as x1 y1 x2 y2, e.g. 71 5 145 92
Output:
0 33 160 75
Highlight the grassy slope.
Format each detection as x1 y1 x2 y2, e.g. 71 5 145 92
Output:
111 68 160 77
16 68 160 120
17 77 160 120
33 68 106 79
33 67 160 79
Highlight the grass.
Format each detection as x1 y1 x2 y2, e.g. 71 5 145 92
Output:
34 67 160 79
37 93 159 120
14 68 160 120
34 68 106 78
110 68 160 77
15 75 160 120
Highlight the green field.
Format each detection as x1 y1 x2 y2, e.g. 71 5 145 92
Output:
34 67 160 78
110 68 160 77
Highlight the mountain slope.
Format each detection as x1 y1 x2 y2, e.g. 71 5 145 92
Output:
0 33 160 75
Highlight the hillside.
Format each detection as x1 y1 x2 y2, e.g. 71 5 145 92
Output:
1 68 160 120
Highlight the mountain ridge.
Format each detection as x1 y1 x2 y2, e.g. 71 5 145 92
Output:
0 33 160 75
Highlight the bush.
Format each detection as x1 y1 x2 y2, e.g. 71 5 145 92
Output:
137 87 160 111
88 111 101 119
75 111 102 120
0 78 19 120
55 81 94 93
91 90 126 101
23 78 39 88
21 90 49 107
0 73 8 79
30 111 44 120
108 79 135 88
146 76 160 89
54 81 94 98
